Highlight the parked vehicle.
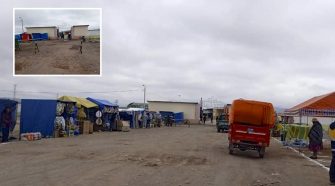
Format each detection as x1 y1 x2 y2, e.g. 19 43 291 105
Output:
228 99 275 158
216 104 231 132
216 114 229 132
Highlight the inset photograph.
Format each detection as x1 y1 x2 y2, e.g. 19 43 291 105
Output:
14 8 101 75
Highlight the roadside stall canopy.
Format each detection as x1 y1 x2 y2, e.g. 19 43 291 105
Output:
59 96 98 108
86 97 118 109
285 92 335 117
20 99 57 137
0 99 18 132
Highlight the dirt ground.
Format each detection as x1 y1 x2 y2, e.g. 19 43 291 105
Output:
0 125 329 186
15 40 100 75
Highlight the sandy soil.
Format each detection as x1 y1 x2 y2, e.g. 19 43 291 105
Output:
15 40 100 75
0 125 329 186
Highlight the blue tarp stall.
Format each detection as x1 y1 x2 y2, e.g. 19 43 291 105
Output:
31 33 48 41
159 111 174 119
0 99 18 134
40 33 48 40
15 34 21 41
20 99 57 138
119 111 133 127
174 112 184 124
119 108 144 128
86 97 119 131
32 33 42 40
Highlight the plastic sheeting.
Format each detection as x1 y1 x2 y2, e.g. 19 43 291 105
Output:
20 99 57 137
0 99 18 133
285 124 310 141
287 92 335 113
59 96 98 108
174 112 184 123
86 97 118 109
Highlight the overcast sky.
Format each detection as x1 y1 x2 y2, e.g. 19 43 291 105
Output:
14 9 100 33
2 0 335 108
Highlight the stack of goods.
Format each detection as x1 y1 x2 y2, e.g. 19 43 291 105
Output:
54 103 66 137
21 132 42 141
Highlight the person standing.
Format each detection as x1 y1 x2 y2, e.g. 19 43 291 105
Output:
1 107 12 143
308 118 323 159
210 114 213 124
329 121 335 184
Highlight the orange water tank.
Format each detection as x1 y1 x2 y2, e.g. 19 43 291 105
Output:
229 99 275 127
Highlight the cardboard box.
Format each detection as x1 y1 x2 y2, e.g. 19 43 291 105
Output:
80 120 90 134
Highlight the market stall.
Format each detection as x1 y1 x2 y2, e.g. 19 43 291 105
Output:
20 99 80 139
58 96 98 134
86 97 118 131
282 92 335 146
119 108 144 128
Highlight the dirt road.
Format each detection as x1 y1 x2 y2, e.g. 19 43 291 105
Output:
0 125 329 186
15 40 100 75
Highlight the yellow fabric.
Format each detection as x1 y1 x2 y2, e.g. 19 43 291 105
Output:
77 107 87 119
276 123 283 131
59 96 98 108
328 127 335 140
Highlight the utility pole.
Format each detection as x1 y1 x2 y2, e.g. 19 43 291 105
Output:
13 84 17 100
19 17 24 33
142 84 146 111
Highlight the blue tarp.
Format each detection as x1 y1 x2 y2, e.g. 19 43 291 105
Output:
20 99 57 137
174 112 184 124
31 33 48 41
87 97 118 109
0 99 18 133
15 34 21 41
41 33 48 40
32 33 42 40
159 111 174 119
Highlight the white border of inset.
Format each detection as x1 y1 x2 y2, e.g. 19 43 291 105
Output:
13 8 102 77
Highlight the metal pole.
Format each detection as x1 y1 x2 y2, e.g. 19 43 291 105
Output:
142 84 146 110
19 17 23 33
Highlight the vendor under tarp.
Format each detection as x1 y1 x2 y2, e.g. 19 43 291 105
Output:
0 99 18 141
59 96 98 120
86 97 119 131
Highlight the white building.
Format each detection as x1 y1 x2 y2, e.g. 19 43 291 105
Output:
148 101 200 123
25 26 57 39
71 25 89 39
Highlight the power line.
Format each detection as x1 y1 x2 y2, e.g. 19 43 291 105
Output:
0 89 140 94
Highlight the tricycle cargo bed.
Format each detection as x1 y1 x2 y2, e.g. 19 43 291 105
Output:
229 99 275 127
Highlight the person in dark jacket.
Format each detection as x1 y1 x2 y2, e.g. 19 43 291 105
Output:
329 121 335 184
1 107 12 143
308 118 323 159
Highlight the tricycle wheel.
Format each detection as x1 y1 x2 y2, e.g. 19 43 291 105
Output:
259 147 265 158
229 143 234 154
